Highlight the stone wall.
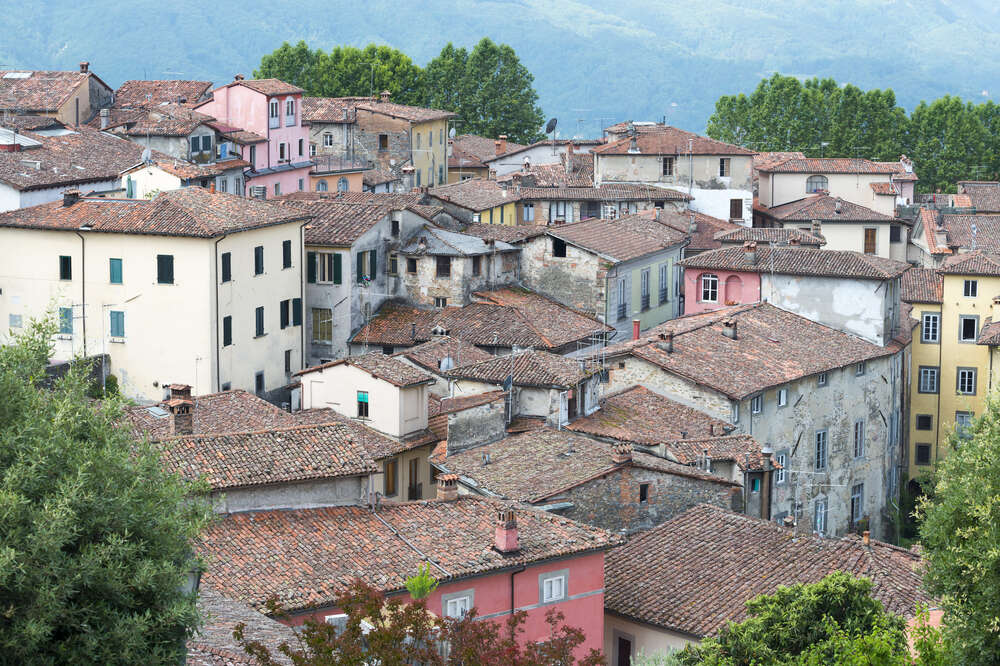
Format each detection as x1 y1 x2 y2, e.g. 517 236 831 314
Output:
353 109 410 170
447 399 507 453
520 235 606 318
212 475 366 513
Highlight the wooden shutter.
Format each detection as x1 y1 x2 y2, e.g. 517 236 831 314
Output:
282 240 292 268
357 251 365 283
333 253 342 284
223 316 232 346
292 298 302 326
280 300 289 329
864 228 876 254
109 258 122 284
730 198 742 219
221 252 232 282
157 255 173 284
306 252 317 283
369 248 377 277
255 306 264 336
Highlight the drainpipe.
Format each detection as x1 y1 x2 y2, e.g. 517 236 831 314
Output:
299 220 308 371
213 235 227 391
74 231 87 356
509 565 526 636
934 303 943 465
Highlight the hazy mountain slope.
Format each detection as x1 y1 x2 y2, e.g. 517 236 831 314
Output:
3 0 1000 135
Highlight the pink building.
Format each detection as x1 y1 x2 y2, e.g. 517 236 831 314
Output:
680 259 762 314
197 76 312 198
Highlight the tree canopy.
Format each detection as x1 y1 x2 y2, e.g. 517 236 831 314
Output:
707 73 1000 193
0 317 212 664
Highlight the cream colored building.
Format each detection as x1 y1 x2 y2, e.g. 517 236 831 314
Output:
0 187 309 402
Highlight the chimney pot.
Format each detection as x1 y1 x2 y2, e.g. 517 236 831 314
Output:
811 219 822 236
611 442 633 464
632 319 641 341
743 240 757 265
62 189 80 207
380 90 391 103
234 74 244 81
167 383 193 400
862 530 870 546
494 505 520 553
79 61 89 73
437 473 458 502
99 107 109 129
167 398 194 436
657 330 673 353
722 318 738 340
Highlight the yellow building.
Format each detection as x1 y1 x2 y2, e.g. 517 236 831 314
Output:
903 253 1000 480
424 178 520 226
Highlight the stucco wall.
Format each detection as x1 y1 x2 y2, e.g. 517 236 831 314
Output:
447 399 507 453
213 475 366 513
763 172 896 215
606 355 733 420
300 363 404 436
0 178 120 213
399 250 519 307
604 613 694 664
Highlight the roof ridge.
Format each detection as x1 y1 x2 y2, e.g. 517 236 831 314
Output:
157 420 352 442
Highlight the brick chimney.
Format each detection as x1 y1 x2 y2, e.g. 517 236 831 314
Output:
437 473 458 502
62 189 80 207
167 383 193 400
494 505 520 554
166 398 194 436
743 240 757 265
657 331 673 353
862 530 870 546
722 318 737 340
611 442 633 465
811 219 822 236
632 319 641 340
79 61 89 73
788 236 800 246
380 90 391 103
497 135 508 155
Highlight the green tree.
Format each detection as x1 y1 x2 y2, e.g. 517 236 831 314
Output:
254 40 322 93
423 42 470 116
404 562 439 600
908 96 990 193
918 395 1000 664
0 317 212 664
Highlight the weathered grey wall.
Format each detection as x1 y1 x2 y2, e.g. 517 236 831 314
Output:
213 475 366 513
520 235 606 318
606 355 733 420
447 399 507 453
400 250 520 307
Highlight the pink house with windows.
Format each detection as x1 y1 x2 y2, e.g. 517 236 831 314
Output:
681 250 762 314
197 76 312 198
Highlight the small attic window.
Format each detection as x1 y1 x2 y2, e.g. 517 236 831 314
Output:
552 238 567 258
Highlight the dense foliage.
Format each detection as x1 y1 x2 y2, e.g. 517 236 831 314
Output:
0 317 212 664
917 396 1000 665
255 39 545 144
707 73 1000 193
238 580 603 665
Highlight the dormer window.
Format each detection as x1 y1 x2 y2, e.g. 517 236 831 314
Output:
806 175 828 193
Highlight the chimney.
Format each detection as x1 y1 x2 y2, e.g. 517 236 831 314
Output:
79 61 89 73
380 90 391 103
657 331 673 353
632 319 641 341
62 189 80 207
782 515 795 529
494 505 520 554
834 198 842 214
167 398 194 436
437 473 458 502
498 135 508 155
788 236 800 246
628 135 639 153
410 322 417 340
494 140 503 156
862 530 870 546
722 318 737 340
209 181 216 194
523 156 531 170
234 74 244 81
811 219 822 236
99 108 109 129
611 442 633 465
168 383 193 400
566 142 574 156
743 240 757 265
688 214 697 234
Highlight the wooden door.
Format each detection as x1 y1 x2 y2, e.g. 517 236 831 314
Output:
864 228 877 254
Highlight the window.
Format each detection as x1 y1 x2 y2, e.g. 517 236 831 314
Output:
552 238 567 258
58 255 72 280
337 177 349 192
272 182 281 197
378 134 388 151
701 274 718 302
777 387 788 407
550 201 567 222
284 98 295 120
916 414 933 431
964 279 978 298
472 255 482 277
59 307 73 334
775 453 787 484
9 314 22 328
383 345 395 355
279 142 287 161
311 308 332 343
298 138 303 156
434 297 448 308
357 390 369 418
617 278 627 321
156 254 174 284
217 178 227 193
815 430 828 470
540 571 567 603
806 175 828 193
639 483 649 503
439 164 444 185
850 483 864 524
292 297 301 326
391 219 400 238
281 240 292 269
249 145 256 165
416 132 421 149
284 349 292 374
223 316 232 346
890 225 902 242
959 315 978 342
407 257 418 274
280 299 290 329
813 497 828 535
658 264 669 303
750 394 762 414
731 402 739 423
255 371 265 395
269 100 279 118
853 420 865 458
316 252 342 284
863 228 876 255
109 310 125 338
957 367 977 395
918 366 939 393
323 133 334 147
253 246 264 275
921 312 940 343
388 253 398 276
750 477 761 493
916 444 931 465
436 256 451 278
356 250 375 283
443 592 471 619
316 179 328 192
856 361 866 376
817 372 828 387
729 198 742 220
640 269 650 311
254 306 265 337
662 156 674 176
956 411 974 439
107 257 123 284
523 202 535 222
718 158 731 177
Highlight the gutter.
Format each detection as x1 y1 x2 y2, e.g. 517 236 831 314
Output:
299 220 308 372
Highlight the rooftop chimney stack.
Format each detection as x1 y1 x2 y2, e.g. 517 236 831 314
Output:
632 319 641 341
62 189 80 207
234 74 244 81
168 383 193 401
834 198 842 214
657 331 673 353
79 61 89 73
494 505 520 554
437 473 458 502
744 240 757 265
380 90 391 103
862 530 870 546
497 134 508 155
811 219 822 236
722 318 738 340
611 442 633 464
166 398 194 436
688 214 697 234
99 108 109 129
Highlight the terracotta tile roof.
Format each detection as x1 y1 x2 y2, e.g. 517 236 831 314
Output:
566 385 729 446
134 157 250 180
547 214 688 262
756 157 900 174
353 289 612 350
272 200 387 246
918 208 951 255
601 303 900 400
433 427 734 504
108 103 216 137
295 352 436 387
279 190 423 206
669 435 771 472
952 193 973 208
447 349 600 388
353 99 456 123
0 187 309 237
0 126 145 191
977 317 1000 345
591 126 752 156
3 114 64 131
679 246 909 280
428 391 506 418
938 250 1000 276
752 151 806 170
933 214 1000 254
501 153 594 188
125 389 296 440
651 209 742 252
217 128 267 145
459 223 547 244
900 268 943 304
452 134 527 162
519 183 691 202
604 504 930 636
362 164 401 186
199 496 621 612
957 181 1000 212
760 194 894 222
879 160 919 182
427 178 516 211
288 408 417 459
0 70 98 113
232 78 304 96
871 182 900 196
400 225 517 256
302 97 356 123
187 589 294 665
713 227 825 246
115 80 213 108
448 143 488 169
393 335 493 374
482 139 603 163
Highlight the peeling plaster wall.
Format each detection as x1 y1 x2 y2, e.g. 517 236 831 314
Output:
212 475 366 513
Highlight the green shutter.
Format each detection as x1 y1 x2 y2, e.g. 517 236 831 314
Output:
59 307 73 334
110 311 124 337
357 251 365 283
109 258 122 284
307 252 317 283
292 298 302 326
369 248 376 277
333 253 342 284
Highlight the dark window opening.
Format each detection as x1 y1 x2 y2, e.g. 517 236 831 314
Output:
472 255 482 276
282 240 292 268
916 414 932 431
552 238 567 258
221 252 232 282
254 245 264 275
436 256 451 278
255 306 264 337
58 255 72 280
156 254 174 284
280 299 290 329
916 444 931 465
407 257 418 274
284 349 292 374
254 371 265 395
223 316 232 346
638 483 649 503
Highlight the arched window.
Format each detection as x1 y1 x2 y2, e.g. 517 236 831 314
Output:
725 275 744 304
701 274 719 303
337 177 349 192
806 175 829 193
316 179 328 192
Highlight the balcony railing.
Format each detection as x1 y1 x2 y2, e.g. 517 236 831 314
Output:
617 303 627 321
312 155 370 174
407 483 423 501
641 293 650 311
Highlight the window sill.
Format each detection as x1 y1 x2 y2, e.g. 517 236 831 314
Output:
254 334 267 339
156 282 175 286
109 337 126 344
109 282 123 286
55 333 73 340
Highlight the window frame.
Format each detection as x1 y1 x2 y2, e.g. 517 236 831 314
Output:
539 569 569 605
436 255 451 278
109 310 125 338
853 419 865 458
357 390 369 418
777 387 788 407
662 156 674 176
701 273 719 303
253 245 264 276
406 257 418 274
638 482 649 503
815 429 828 470
918 366 939 394
964 279 978 298
223 315 232 346
957 366 977 395
718 158 731 177
750 394 762 414
805 175 829 193
442 590 473 619
915 443 932 466
921 312 940 343
640 268 650 311
813 497 827 535
850 483 864 524
311 307 333 344
156 254 174 285
384 457 397 496
58 307 73 335
916 414 933 431
817 372 828 387
282 239 292 269
956 411 974 439
472 255 482 277
254 306 265 338
959 315 979 343
58 255 72 280
775 452 787 484
855 361 866 376
109 257 123 284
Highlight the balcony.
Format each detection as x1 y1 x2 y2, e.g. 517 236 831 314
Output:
641 294 650 311
312 155 370 175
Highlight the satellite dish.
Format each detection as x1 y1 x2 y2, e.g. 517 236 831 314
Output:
141 147 152 164
545 118 558 134
448 126 456 139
